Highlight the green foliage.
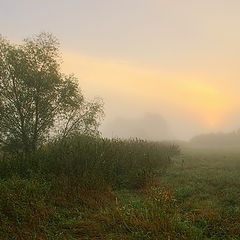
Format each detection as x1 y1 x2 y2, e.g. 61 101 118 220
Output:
0 136 180 239
0 33 103 153
2 142 240 239
0 135 179 189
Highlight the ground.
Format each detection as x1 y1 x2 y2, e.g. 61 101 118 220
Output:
1 146 240 239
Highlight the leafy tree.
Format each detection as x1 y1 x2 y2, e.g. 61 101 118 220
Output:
0 33 104 153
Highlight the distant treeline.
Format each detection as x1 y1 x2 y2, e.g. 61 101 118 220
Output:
190 130 240 147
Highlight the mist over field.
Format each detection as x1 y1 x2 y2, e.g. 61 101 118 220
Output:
102 113 172 140
2 0 240 141
1 1 240 239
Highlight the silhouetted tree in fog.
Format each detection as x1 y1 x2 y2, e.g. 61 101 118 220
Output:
0 33 104 153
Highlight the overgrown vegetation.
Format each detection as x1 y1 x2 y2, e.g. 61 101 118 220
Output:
0 33 103 154
0 135 179 187
2 138 240 239
1 33 240 239
0 135 181 239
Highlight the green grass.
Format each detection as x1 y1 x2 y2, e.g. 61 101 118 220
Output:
0 135 179 239
160 147 240 239
1 138 240 239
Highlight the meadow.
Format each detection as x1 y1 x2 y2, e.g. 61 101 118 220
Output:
0 136 240 240
161 147 240 240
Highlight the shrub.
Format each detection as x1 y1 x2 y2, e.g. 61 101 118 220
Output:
0 135 180 189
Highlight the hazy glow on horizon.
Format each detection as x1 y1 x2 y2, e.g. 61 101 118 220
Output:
1 0 240 139
62 51 238 135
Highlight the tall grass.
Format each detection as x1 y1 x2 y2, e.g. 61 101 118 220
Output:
0 135 179 189
0 135 180 239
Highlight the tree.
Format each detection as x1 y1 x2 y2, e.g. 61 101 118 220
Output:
0 33 104 153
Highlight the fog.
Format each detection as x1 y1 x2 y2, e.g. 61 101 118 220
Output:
2 0 240 141
102 113 171 140
2 2 240 239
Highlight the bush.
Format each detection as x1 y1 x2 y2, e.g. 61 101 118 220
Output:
0 135 180 189
0 135 181 239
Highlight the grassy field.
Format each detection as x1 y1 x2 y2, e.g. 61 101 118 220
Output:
99 147 240 240
160 147 240 240
0 138 240 239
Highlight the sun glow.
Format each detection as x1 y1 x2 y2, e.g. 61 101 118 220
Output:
179 80 232 128
62 51 236 129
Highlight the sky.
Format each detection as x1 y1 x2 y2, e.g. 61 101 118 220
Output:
1 0 240 140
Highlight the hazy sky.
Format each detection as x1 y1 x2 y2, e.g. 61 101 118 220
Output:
1 0 240 139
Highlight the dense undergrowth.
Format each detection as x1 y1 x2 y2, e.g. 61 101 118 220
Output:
0 135 179 187
1 137 240 239
0 135 181 239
